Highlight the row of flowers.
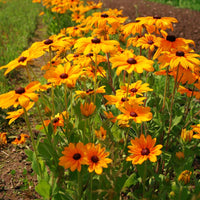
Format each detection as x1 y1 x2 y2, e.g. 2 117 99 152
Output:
0 0 200 199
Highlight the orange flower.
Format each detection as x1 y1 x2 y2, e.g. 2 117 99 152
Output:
0 48 44 75
110 50 154 76
59 142 88 172
157 49 200 71
153 30 195 59
6 102 35 125
104 93 145 109
74 37 119 55
136 16 178 33
122 20 144 37
103 111 117 123
43 111 68 132
117 80 153 97
12 134 30 145
178 170 192 184
86 143 112 174
95 127 107 140
0 81 40 109
126 134 163 165
117 102 152 124
136 34 160 52
75 86 105 100
191 124 200 139
80 102 96 117
44 63 82 87
176 152 184 160
181 128 193 142
0 132 7 145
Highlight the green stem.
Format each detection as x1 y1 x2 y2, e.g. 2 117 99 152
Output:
166 65 180 150
161 66 169 111
89 173 93 200
94 53 98 103
77 171 82 200
142 162 147 197
23 107 42 178
126 73 131 100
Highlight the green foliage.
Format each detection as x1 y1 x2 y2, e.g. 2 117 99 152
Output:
147 0 200 11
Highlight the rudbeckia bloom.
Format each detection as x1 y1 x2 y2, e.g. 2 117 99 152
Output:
117 80 153 97
153 30 195 59
181 128 193 142
80 102 96 117
95 126 107 140
59 142 87 172
74 37 119 55
12 134 30 145
6 102 35 125
117 102 152 124
191 124 200 139
44 63 82 88
0 132 7 145
136 34 160 52
43 111 68 132
178 170 192 184
0 81 40 109
0 48 44 75
75 86 105 100
110 50 154 76
104 93 145 109
126 134 162 165
122 20 144 37
86 143 112 174
157 49 200 71
103 111 117 123
176 152 184 160
136 16 178 33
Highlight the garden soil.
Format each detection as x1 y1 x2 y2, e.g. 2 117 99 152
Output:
102 0 200 53
0 0 200 199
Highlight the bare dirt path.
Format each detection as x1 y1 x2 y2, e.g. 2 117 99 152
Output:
102 0 200 52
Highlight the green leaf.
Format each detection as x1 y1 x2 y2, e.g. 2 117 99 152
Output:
122 173 138 189
171 115 182 129
35 180 51 200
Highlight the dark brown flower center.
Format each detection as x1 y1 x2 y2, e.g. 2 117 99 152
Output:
91 38 101 44
166 35 176 42
91 155 99 163
127 58 137 64
130 88 138 93
86 89 94 93
73 54 79 57
15 87 25 94
148 40 154 45
176 51 185 57
60 73 68 79
153 15 161 19
135 20 140 22
52 117 59 123
86 53 94 57
141 147 150 155
101 13 109 18
74 26 78 30
130 111 138 117
44 39 53 45
121 97 128 102
18 56 27 63
17 135 21 140
73 153 81 160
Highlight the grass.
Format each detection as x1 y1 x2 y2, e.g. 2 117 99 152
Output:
0 0 41 94
146 0 200 11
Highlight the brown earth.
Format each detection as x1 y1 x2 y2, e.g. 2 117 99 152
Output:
1 1 200 199
102 0 200 53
